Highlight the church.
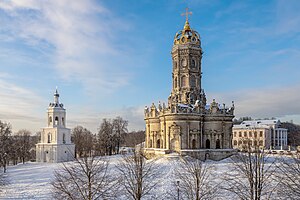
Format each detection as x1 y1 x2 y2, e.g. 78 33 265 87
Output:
144 10 236 160
36 89 75 163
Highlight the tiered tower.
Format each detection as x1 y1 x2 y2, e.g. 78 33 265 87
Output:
36 88 75 163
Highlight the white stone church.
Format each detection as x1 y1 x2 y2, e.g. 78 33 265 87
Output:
36 89 75 163
144 10 236 160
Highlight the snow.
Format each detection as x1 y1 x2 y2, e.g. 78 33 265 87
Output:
0 154 292 199
0 162 60 199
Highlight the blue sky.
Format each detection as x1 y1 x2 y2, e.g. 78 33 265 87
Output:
0 0 300 134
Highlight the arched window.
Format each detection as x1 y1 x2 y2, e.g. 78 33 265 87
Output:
156 139 160 148
174 77 177 88
55 116 59 126
206 139 210 149
192 139 196 149
216 139 221 149
63 133 66 144
191 59 196 68
233 140 237 145
48 133 51 143
190 76 196 87
181 75 188 88
62 117 65 126
49 116 52 123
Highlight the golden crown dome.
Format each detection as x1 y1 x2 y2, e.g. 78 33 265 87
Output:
174 20 201 46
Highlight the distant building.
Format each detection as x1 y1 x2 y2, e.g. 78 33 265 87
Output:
233 120 288 151
36 89 75 162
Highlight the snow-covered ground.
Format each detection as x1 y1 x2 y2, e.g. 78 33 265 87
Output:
0 154 286 200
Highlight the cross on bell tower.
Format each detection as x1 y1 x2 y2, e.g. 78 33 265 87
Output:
181 7 192 22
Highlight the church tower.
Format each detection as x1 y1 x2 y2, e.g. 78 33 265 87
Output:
168 11 206 109
36 88 75 163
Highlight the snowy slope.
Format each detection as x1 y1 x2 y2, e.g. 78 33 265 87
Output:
0 154 283 200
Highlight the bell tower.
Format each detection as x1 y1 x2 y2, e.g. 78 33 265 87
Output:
168 8 206 108
36 88 75 163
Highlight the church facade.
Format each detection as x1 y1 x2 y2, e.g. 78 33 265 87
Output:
144 16 236 160
36 89 75 163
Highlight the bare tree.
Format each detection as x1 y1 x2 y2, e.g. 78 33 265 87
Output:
113 116 128 154
276 153 300 199
222 140 277 200
116 150 158 200
97 119 114 155
72 126 94 158
174 157 218 200
51 156 116 200
0 121 12 173
15 129 31 164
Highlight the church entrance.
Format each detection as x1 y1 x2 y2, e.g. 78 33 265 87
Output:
156 139 160 148
206 139 210 149
216 139 221 149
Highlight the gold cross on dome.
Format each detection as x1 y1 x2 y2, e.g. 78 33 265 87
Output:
181 7 192 21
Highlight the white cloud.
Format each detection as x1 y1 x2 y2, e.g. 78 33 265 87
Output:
0 77 46 133
208 84 300 123
0 0 133 94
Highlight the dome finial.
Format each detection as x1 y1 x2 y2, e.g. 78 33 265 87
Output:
54 86 59 103
181 7 192 30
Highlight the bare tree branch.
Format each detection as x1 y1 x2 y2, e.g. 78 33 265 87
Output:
174 157 219 200
276 153 300 200
51 156 117 200
222 140 278 200
116 150 158 200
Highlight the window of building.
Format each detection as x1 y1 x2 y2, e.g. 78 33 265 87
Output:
239 132 242 137
149 140 152 148
49 116 52 123
216 139 221 149
238 140 242 145
254 141 257 146
192 139 196 149
206 139 210 149
48 133 51 143
63 133 66 144
259 140 263 146
249 131 252 137
181 76 188 88
156 139 160 148
174 77 177 88
254 131 257 138
191 58 196 68
62 117 65 126
234 132 236 137
259 131 263 137
249 140 253 146
233 140 237 145
244 132 247 137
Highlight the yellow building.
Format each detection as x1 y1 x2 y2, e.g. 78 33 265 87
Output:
233 120 288 151
232 125 271 151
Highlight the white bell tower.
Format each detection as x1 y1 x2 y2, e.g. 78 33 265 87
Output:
36 88 75 163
